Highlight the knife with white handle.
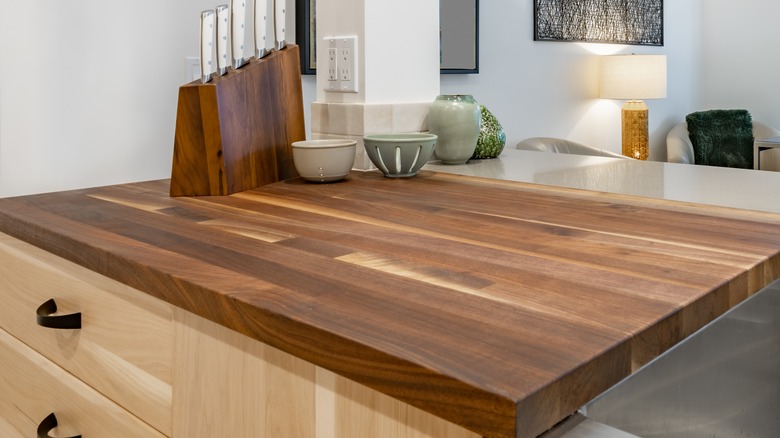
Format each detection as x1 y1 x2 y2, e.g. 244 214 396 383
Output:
254 0 268 58
274 0 286 50
216 5 229 76
231 0 247 69
200 10 215 83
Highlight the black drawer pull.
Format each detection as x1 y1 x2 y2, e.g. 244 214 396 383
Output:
36 299 81 330
37 412 81 438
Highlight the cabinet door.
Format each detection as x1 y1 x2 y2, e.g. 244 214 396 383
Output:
0 328 167 438
172 309 479 438
0 398 27 438
0 233 173 435
173 309 317 437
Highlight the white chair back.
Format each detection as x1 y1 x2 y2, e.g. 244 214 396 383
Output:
517 137 627 159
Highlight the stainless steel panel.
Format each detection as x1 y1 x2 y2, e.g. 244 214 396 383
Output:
581 277 780 438
542 414 641 438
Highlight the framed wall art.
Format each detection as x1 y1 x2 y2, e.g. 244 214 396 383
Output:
295 0 317 74
534 0 663 46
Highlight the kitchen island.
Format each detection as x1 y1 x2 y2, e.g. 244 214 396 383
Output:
2 151 780 437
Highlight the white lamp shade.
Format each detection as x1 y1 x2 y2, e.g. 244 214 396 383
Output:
600 55 667 100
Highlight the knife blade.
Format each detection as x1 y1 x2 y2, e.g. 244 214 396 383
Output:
216 5 229 76
274 0 286 51
231 0 247 69
200 10 215 83
254 0 269 58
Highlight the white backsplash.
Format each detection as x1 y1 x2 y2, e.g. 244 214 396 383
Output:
311 102 432 170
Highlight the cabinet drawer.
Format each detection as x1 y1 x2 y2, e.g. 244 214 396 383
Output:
0 233 172 435
0 409 26 438
0 328 167 437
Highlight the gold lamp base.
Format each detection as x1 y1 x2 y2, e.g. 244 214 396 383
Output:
621 100 649 160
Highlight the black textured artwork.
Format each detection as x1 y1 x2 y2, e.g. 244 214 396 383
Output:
534 0 663 46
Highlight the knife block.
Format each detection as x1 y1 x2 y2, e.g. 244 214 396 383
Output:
170 45 305 196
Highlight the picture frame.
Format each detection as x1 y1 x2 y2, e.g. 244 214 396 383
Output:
440 0 479 74
534 0 663 46
295 0 317 74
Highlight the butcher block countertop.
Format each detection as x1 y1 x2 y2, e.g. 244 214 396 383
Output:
2 170 780 438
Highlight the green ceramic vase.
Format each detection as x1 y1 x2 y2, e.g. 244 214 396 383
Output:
472 105 506 159
427 95 481 164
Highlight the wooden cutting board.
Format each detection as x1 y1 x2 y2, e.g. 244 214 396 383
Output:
1 170 779 438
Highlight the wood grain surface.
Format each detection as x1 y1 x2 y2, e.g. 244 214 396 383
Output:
0 329 167 437
0 234 173 434
173 307 478 438
1 171 780 438
170 46 305 196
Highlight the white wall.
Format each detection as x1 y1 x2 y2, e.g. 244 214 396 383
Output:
441 0 704 161
702 0 780 127
0 1 199 197
312 0 439 104
0 0 296 198
6 0 756 199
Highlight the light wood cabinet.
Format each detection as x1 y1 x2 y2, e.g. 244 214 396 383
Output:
172 309 478 438
0 233 173 435
0 328 166 437
0 232 477 437
0 396 29 438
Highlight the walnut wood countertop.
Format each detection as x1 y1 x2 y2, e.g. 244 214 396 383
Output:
2 171 780 438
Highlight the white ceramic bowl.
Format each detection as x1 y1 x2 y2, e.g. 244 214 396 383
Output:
292 139 357 182
362 133 438 177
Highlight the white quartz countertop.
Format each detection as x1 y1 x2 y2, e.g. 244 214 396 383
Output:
424 149 780 214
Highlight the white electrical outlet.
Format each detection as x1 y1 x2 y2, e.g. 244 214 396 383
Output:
323 36 358 93
340 47 351 81
184 56 200 82
327 48 338 81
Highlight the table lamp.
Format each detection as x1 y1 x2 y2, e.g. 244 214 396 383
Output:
600 55 667 160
